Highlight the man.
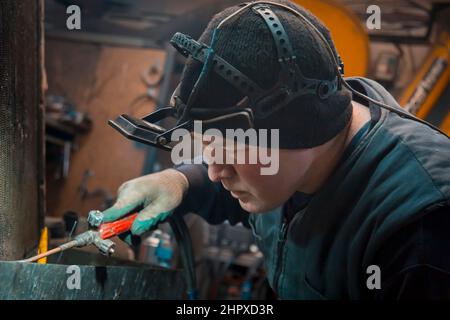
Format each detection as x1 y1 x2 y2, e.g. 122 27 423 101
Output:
102 0 450 299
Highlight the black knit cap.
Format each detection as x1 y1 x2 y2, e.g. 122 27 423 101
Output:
178 0 353 149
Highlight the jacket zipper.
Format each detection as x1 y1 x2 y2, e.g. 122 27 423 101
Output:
273 218 289 295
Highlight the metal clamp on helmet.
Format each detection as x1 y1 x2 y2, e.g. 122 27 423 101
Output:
251 4 339 118
170 32 266 105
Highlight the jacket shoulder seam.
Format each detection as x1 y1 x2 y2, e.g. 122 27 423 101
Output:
383 123 446 200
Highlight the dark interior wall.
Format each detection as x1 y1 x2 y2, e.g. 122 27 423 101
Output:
45 38 165 218
0 1 44 260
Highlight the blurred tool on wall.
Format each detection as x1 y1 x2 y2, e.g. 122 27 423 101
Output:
46 95 92 179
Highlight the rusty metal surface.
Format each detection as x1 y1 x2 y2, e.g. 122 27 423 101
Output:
0 1 44 260
0 259 185 299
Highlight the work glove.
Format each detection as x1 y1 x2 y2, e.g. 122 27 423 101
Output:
101 169 189 241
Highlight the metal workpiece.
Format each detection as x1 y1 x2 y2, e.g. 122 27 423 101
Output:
93 238 115 256
87 210 104 227
73 230 115 255
19 213 140 263
73 230 98 247
0 259 185 299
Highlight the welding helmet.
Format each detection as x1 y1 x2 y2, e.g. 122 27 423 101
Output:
109 1 345 151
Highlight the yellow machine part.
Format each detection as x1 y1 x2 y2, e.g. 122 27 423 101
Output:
293 0 370 77
399 32 450 134
37 227 49 264
441 113 450 135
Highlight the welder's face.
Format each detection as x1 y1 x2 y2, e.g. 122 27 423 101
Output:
201 136 313 213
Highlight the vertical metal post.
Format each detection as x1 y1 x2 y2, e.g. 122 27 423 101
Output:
0 0 44 260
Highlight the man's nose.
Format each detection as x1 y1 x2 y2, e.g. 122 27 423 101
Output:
207 164 235 182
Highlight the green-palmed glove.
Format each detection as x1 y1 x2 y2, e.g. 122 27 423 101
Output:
102 169 189 237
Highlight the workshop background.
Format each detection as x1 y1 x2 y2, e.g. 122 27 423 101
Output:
0 0 449 299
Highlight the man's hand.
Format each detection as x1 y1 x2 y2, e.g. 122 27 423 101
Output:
102 169 189 236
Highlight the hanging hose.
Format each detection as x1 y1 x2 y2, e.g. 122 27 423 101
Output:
17 240 78 263
169 213 198 300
